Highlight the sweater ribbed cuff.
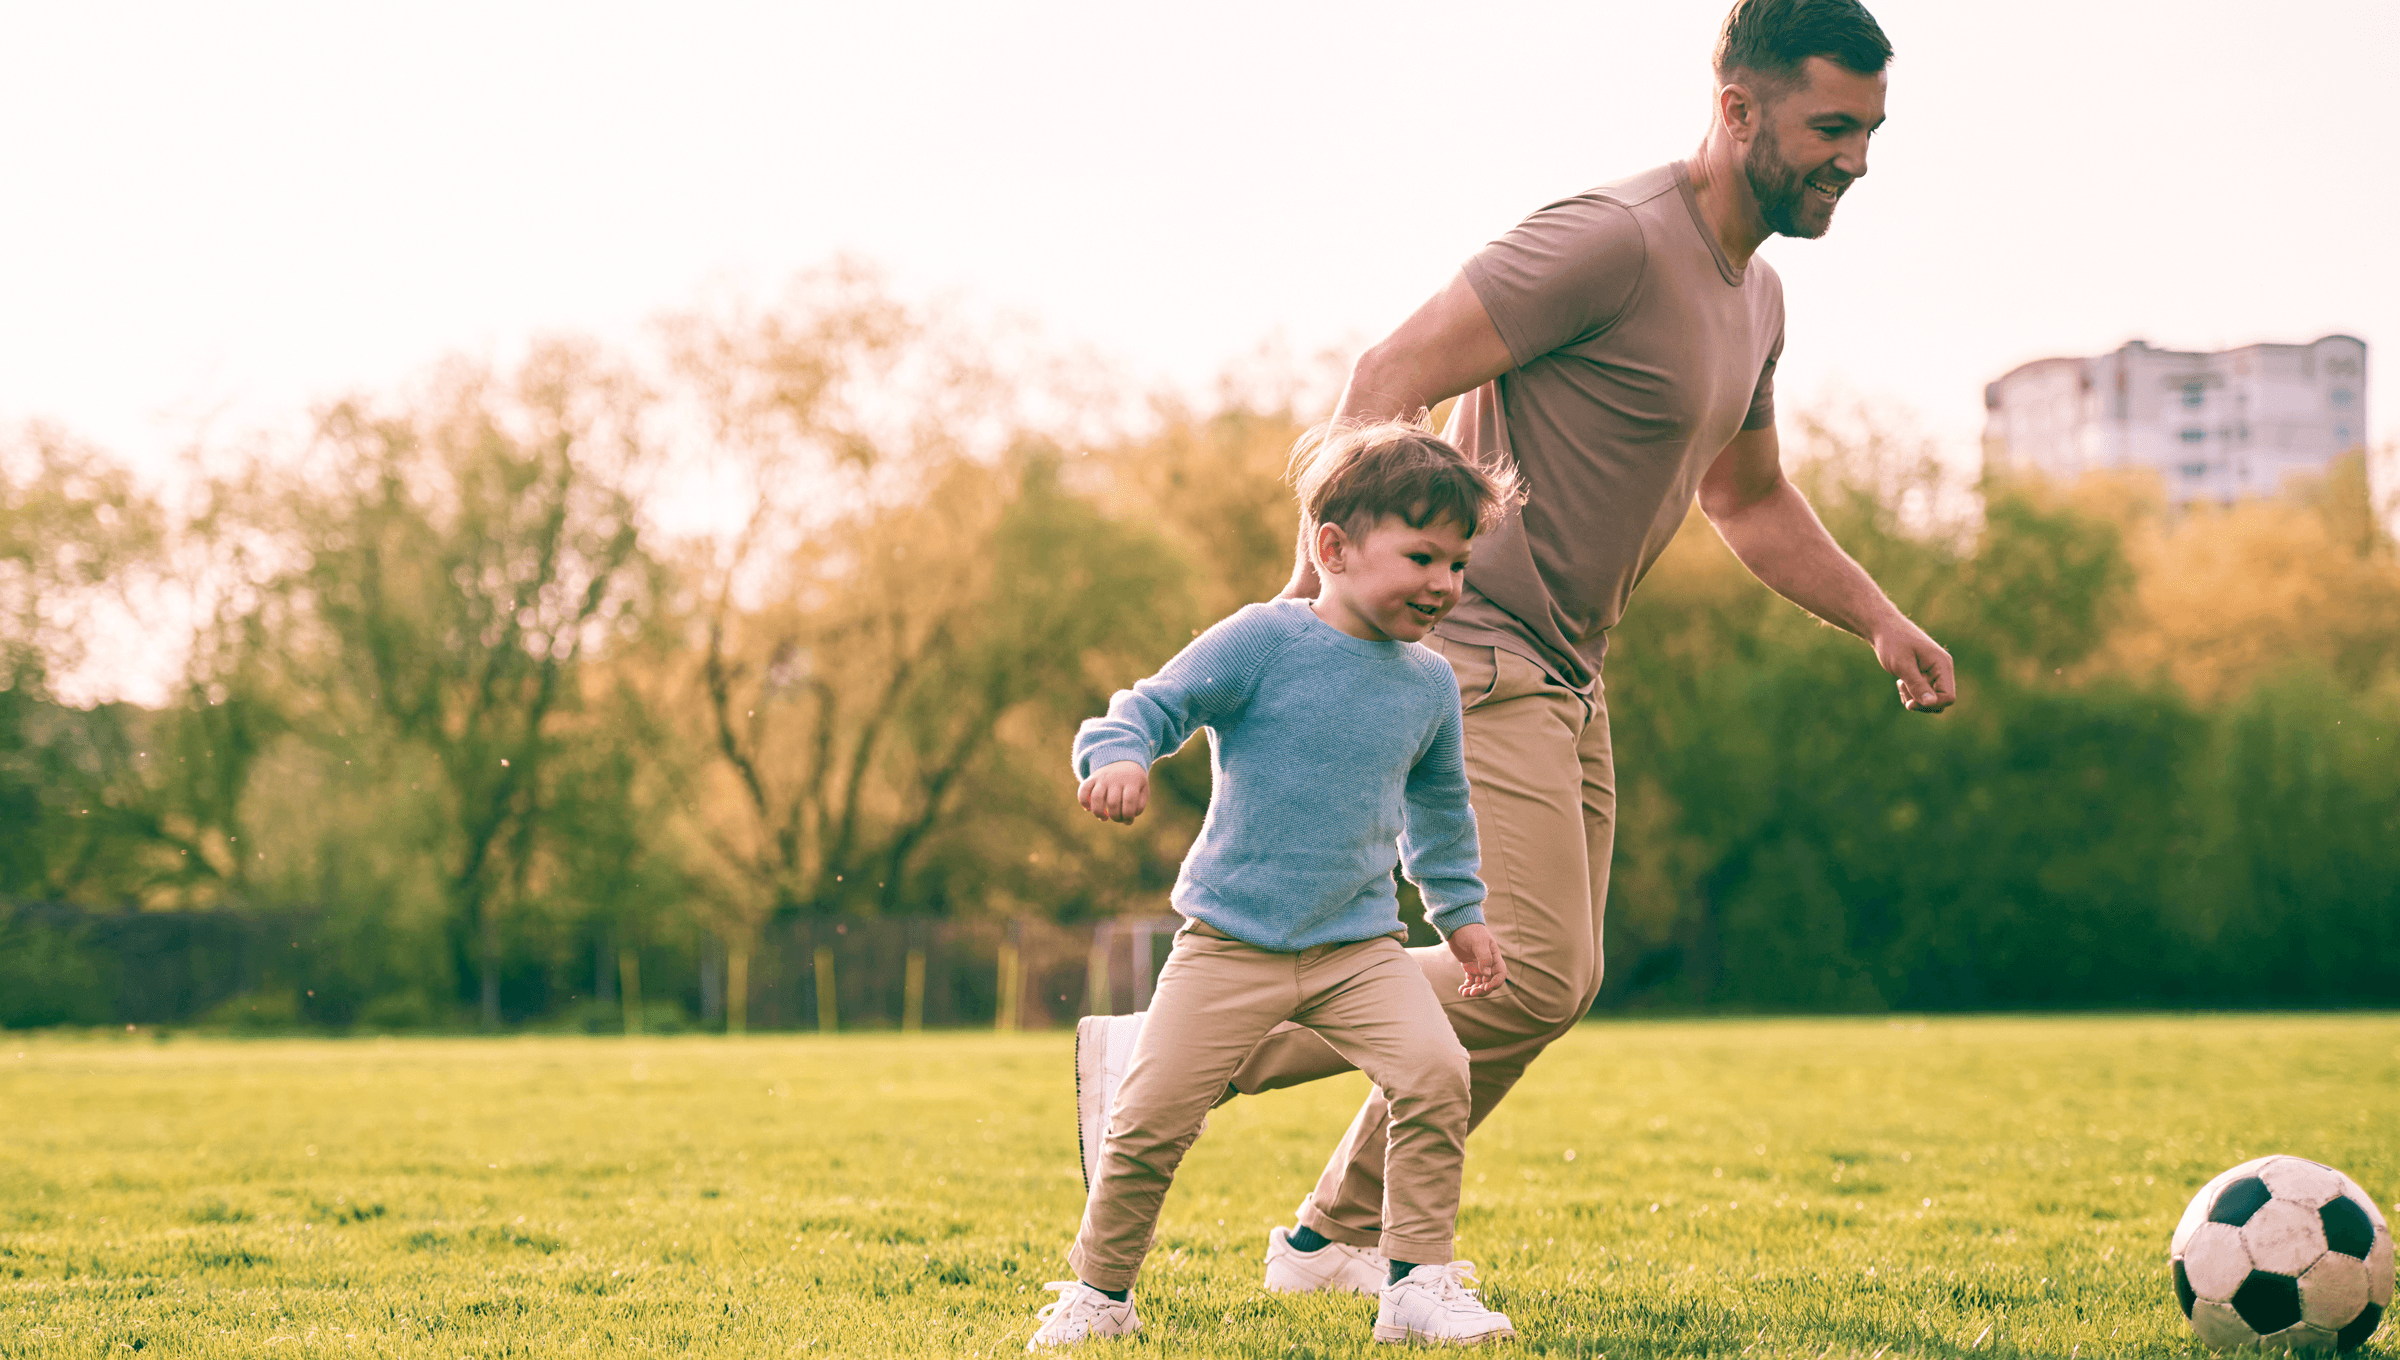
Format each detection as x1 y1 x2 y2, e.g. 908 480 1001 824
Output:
1425 899 1486 938
1075 745 1154 781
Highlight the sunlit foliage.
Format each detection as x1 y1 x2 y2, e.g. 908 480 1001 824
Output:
3 272 2395 1028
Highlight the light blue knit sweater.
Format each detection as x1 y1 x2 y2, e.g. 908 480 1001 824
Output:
1073 599 1485 951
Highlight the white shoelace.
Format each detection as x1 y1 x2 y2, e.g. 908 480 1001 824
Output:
1035 1280 1111 1326
1419 1260 1486 1305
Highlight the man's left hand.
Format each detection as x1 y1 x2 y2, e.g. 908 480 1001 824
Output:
1874 619 1956 713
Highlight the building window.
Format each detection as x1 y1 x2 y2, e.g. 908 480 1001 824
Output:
2180 382 2205 407
2331 388 2354 406
2180 462 2208 478
2180 429 2205 443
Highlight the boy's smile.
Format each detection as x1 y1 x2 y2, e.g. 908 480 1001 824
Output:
1312 512 1475 644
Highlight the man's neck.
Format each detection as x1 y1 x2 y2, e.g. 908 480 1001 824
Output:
1686 132 1770 272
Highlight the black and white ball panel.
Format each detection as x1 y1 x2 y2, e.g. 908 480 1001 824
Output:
2172 1155 2391 1353
2245 1199 2331 1276
2301 1255 2373 1336
2263 1159 2353 1210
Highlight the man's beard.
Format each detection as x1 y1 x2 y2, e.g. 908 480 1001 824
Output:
1744 134 1827 240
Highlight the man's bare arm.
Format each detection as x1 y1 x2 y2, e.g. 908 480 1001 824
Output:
1698 423 1957 713
1282 273 1518 598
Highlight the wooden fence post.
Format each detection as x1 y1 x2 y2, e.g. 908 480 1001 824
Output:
902 920 926 1034
996 920 1022 1032
727 945 750 1036
1085 919 1113 1016
1131 919 1157 1012
814 945 837 1033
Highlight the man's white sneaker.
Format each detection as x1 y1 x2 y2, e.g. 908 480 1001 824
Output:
1075 1013 1144 1192
1263 1224 1388 1295
1027 1281 1140 1349
1373 1261 1516 1346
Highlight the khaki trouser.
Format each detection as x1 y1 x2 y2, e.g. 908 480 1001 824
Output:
1069 924 1471 1289
1226 639 1615 1250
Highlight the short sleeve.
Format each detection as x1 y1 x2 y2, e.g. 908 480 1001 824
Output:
1742 264 1786 431
1743 329 1782 430
1460 194 1648 369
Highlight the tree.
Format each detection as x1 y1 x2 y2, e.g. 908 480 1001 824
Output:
272 343 660 1028
661 444 1185 1024
2068 459 2400 704
0 427 173 904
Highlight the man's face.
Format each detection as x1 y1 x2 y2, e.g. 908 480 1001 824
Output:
1742 55 1887 240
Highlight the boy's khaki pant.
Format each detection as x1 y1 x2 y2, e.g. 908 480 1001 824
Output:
1227 639 1615 1252
1068 924 1470 1290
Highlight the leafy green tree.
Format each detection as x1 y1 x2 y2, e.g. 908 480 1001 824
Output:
668 445 1186 1009
0 427 174 906
2186 675 2400 1002
259 343 661 1027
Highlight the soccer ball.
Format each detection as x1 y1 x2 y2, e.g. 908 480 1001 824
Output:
2172 1155 2392 1352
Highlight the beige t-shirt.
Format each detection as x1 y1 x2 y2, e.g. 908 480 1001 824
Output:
1436 161 1785 692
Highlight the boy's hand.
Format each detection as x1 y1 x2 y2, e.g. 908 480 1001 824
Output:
1078 760 1150 824
1447 922 1508 997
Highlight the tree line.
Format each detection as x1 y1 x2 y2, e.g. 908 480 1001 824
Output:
4 272 2395 1028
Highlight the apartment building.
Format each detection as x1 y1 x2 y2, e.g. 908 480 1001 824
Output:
1982 335 2367 502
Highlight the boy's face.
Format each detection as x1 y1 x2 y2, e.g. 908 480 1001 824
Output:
1315 511 1475 644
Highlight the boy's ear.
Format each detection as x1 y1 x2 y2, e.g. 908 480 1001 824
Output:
1312 520 1350 575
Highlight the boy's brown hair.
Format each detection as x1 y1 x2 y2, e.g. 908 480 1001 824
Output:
1288 418 1523 546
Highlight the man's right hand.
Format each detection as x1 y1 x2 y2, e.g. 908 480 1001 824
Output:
1077 760 1150 824
1873 617 1957 714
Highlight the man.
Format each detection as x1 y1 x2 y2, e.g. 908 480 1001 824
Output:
1075 0 1957 1295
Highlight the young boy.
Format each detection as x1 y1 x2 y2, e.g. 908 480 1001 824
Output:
1027 420 1521 1350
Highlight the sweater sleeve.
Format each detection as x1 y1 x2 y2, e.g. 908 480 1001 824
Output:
1071 605 1289 780
1399 682 1486 936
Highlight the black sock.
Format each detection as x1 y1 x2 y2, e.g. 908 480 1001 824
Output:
1388 1260 1419 1286
1287 1225 1332 1253
1083 1281 1129 1302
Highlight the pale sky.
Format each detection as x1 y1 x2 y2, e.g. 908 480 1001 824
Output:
2 0 2392 483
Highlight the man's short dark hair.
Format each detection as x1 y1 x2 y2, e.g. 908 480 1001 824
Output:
1713 0 1892 89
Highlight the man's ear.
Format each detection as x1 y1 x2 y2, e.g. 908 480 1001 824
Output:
1312 520 1351 576
1717 79 1762 145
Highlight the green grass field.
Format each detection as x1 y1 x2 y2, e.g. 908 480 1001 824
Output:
3 1015 2396 1358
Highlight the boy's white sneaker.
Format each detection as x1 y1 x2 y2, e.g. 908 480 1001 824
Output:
1373 1261 1516 1346
1027 1281 1140 1349
1075 1013 1143 1192
1263 1224 1388 1294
